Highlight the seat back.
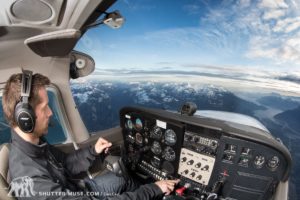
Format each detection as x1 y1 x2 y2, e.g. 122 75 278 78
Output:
0 143 15 200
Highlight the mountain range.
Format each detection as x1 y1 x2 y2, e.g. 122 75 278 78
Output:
71 80 300 199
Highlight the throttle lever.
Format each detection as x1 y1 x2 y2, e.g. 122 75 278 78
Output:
102 143 130 180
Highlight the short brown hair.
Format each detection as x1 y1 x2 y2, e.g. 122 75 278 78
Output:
2 73 50 127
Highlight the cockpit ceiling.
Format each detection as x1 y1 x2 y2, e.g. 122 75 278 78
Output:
0 0 116 30
0 0 116 70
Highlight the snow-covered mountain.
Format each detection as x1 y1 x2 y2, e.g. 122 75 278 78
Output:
71 81 266 132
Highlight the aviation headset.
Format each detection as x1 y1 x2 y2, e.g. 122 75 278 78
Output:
14 70 36 133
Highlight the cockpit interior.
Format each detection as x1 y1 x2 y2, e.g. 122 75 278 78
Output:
0 0 294 200
118 106 291 200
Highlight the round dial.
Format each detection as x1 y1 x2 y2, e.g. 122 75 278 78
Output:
151 141 162 155
126 119 133 130
135 118 143 131
150 126 162 140
254 155 265 168
162 146 176 162
267 156 280 170
135 133 143 145
151 157 161 168
164 129 177 146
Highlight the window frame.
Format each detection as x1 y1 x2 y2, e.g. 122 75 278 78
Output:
46 85 73 144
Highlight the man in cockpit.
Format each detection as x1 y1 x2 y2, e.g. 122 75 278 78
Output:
2 72 179 199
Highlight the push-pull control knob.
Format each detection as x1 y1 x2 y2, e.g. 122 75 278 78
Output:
175 183 191 196
195 162 201 168
181 157 187 162
190 172 196 178
187 160 194 165
201 165 209 171
183 170 189 175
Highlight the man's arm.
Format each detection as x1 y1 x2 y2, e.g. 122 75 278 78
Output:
104 179 179 200
50 137 112 175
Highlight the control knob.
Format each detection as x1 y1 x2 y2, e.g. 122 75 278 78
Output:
181 157 187 162
190 172 196 178
195 162 201 168
196 175 202 180
201 165 209 171
187 160 194 165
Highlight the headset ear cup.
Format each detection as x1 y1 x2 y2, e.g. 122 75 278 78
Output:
14 102 36 133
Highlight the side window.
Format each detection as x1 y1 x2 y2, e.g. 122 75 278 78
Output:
44 89 67 144
0 88 67 145
0 99 10 144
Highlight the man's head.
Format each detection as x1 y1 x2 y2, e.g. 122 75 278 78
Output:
2 72 52 137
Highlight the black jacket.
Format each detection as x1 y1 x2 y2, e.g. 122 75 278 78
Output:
9 132 163 200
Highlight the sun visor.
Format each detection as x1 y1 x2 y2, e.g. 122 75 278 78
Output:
24 29 81 57
69 50 95 79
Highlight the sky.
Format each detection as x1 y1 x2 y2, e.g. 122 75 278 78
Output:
76 0 300 96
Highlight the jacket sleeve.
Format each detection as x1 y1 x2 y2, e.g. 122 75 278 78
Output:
106 183 163 200
50 145 101 175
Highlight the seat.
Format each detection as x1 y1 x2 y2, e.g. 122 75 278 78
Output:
0 143 15 200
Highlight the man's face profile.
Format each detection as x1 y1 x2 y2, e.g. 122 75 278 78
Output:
33 87 53 136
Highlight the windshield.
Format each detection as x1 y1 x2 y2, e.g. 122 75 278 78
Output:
72 1 300 199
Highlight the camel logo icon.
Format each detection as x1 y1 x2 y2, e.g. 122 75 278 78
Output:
7 176 36 197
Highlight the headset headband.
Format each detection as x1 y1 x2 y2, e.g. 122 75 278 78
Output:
21 70 33 104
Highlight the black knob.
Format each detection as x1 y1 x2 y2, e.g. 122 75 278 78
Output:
183 170 189 174
196 175 202 180
190 172 196 177
201 165 209 171
187 160 194 165
181 157 187 162
195 162 201 168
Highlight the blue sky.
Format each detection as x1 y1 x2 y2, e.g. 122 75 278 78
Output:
76 0 300 95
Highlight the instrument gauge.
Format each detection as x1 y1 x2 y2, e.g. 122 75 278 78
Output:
135 133 143 145
254 155 265 168
164 129 177 146
151 141 162 155
267 156 280 171
150 126 163 140
125 119 133 130
151 157 161 168
162 146 176 162
135 118 143 131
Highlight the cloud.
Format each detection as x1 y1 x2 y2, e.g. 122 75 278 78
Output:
259 0 289 9
247 31 300 65
273 17 300 33
238 0 251 8
89 66 300 96
263 9 286 20
183 4 201 15
277 75 300 84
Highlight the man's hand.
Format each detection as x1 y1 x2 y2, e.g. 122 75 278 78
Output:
94 137 112 154
155 179 180 195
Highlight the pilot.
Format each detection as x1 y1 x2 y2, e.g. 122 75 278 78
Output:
2 72 179 199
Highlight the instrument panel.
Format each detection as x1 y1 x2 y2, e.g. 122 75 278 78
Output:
122 113 184 180
120 107 292 200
